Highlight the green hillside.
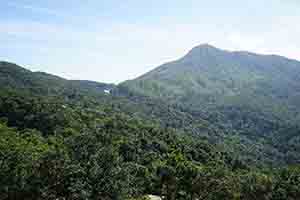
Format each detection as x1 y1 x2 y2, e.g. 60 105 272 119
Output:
1 55 300 199
118 44 300 165
0 61 114 97
121 44 300 108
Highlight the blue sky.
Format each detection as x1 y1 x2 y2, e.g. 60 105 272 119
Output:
1 0 300 83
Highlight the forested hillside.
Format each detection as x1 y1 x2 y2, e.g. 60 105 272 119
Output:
1 58 300 199
118 44 300 166
0 61 114 97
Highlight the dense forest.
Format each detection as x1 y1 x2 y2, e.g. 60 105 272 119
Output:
1 56 300 200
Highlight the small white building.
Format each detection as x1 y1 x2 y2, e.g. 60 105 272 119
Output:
104 89 111 94
147 195 162 200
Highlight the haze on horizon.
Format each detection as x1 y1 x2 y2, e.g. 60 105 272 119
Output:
1 0 300 83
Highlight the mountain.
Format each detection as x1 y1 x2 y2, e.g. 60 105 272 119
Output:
121 44 300 109
0 61 114 97
118 44 300 165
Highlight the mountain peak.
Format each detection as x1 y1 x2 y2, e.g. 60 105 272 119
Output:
193 43 218 49
183 44 223 58
181 44 226 62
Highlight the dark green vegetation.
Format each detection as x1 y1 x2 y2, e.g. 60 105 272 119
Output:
1 43 300 200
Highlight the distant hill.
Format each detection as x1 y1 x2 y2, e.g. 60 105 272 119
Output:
0 61 114 97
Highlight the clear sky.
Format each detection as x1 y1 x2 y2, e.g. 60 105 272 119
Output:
1 0 300 83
